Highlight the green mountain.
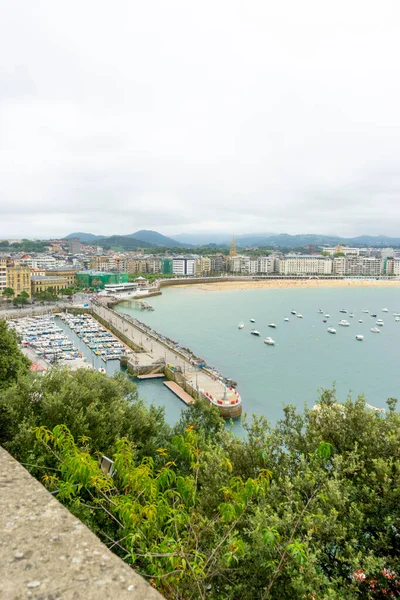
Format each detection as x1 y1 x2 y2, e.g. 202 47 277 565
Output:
129 230 190 248
95 236 153 250
64 232 104 242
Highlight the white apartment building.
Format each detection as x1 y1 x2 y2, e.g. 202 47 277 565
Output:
333 257 346 275
258 256 276 274
380 248 394 260
172 257 196 276
343 257 382 276
146 257 162 273
195 257 211 276
21 256 60 269
392 259 400 276
279 256 333 275
0 258 6 291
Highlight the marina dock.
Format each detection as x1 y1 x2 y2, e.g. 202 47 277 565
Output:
163 381 194 405
137 373 165 380
92 299 242 418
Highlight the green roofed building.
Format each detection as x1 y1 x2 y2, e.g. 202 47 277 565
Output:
76 271 128 289
162 258 173 274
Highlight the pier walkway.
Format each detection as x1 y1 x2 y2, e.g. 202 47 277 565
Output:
163 381 194 405
92 300 241 415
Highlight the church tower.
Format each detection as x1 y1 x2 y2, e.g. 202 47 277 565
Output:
230 235 237 257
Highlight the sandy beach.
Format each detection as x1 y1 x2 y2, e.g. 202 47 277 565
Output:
172 279 400 292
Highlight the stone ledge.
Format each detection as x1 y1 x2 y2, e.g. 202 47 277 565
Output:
0 447 163 600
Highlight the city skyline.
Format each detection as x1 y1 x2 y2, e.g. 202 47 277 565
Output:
1 1 400 238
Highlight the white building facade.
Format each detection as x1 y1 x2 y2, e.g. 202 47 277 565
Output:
279 256 333 275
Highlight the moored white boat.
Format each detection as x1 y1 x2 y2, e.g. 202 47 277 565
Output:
327 327 336 334
264 337 275 345
382 308 389 312
395 317 400 322
250 329 261 336
376 319 384 326
339 309 347 314
324 314 330 318
291 310 297 315
297 314 304 319
238 322 244 329
370 327 381 333
359 319 363 323
362 309 369 313
355 334 364 341
250 318 255 323
268 323 277 328
338 320 350 327
284 317 290 322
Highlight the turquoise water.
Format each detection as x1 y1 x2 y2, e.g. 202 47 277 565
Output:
115 286 400 424
56 317 182 425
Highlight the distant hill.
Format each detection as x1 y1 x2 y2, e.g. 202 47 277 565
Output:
95 236 153 250
64 232 104 242
65 230 400 249
129 230 190 248
174 232 400 248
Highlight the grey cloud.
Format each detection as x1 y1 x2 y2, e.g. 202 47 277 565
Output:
1 0 400 238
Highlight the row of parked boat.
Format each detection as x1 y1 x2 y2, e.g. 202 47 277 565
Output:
8 315 84 362
59 313 130 360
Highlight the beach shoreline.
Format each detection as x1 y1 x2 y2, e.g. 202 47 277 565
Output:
169 279 400 292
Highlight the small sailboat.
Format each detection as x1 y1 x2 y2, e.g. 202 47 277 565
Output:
376 320 384 326
359 319 363 323
338 320 350 327
284 317 290 322
362 309 369 313
238 322 244 329
250 329 261 336
323 319 327 323
349 313 354 318
327 327 336 334
250 318 256 323
297 314 304 319
355 334 364 341
264 337 275 345
324 314 330 318
291 310 297 315
339 309 347 314
370 327 381 333
395 317 400 322
382 308 389 312
268 323 277 328
317 309 323 314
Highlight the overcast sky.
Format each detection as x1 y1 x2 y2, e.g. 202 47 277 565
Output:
1 1 400 240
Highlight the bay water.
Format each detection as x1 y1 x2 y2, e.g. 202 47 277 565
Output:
115 285 400 424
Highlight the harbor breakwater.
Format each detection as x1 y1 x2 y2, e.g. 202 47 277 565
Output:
91 299 242 418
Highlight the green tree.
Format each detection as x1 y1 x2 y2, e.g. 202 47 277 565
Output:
2 287 14 300
20 291 30 299
13 295 29 306
0 320 30 391
0 367 169 468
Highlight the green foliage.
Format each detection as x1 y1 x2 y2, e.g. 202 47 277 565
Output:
33 287 59 302
0 367 169 469
2 287 15 299
0 320 30 391
2 335 400 600
13 295 29 306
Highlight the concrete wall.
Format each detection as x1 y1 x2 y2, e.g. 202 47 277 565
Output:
0 447 163 600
